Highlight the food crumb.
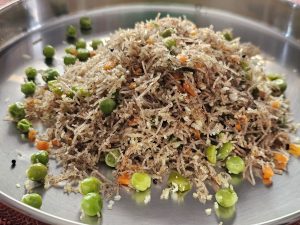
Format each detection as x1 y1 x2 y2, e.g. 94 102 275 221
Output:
114 195 121 201
206 195 213 201
4 97 10 103
205 208 212 216
107 200 115 210
219 222 223 225
160 188 171 200
214 202 219 209
16 183 21 188
192 192 198 198
22 54 32 59
144 194 151 204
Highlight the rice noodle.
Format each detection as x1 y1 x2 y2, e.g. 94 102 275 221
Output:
24 16 295 201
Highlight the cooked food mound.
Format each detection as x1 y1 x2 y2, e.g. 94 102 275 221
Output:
24 16 296 202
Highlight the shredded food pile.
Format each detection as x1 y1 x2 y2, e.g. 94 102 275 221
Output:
25 16 296 202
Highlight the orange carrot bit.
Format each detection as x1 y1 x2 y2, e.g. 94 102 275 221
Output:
117 173 130 186
177 54 188 64
36 140 50 151
194 62 203 69
263 177 273 186
128 116 139 127
271 100 281 109
183 81 197 97
192 128 201 140
235 123 242 132
51 139 61 148
289 143 300 157
89 50 96 57
273 152 289 170
262 165 274 179
28 129 37 142
103 61 116 70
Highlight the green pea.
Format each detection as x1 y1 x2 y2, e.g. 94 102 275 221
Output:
42 68 59 83
164 37 176 50
43 45 55 58
17 119 32 133
31 151 49 165
99 98 117 116
26 163 48 182
21 193 42 209
75 38 86 49
21 81 36 96
226 156 245 174
215 187 238 208
240 61 250 72
64 54 77 65
205 145 217 164
76 48 90 62
105 148 121 168
66 25 77 38
81 193 103 216
223 32 233 41
77 87 91 97
271 78 287 94
66 86 77 98
80 16 92 30
267 73 282 81
8 102 26 121
160 28 174 38
79 177 102 195
91 39 103 50
167 171 191 192
217 142 234 160
130 172 152 192
48 80 63 95
65 45 77 55
25 67 37 81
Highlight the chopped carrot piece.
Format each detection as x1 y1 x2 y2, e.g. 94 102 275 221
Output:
235 123 242 132
262 165 274 179
194 62 203 69
274 152 289 170
117 173 130 186
289 143 300 157
103 61 116 70
183 81 197 97
128 116 139 127
177 54 188 64
274 152 289 164
192 128 201 140
89 50 96 57
51 139 61 147
36 140 50 151
271 100 281 109
262 177 273 185
28 129 37 142
128 82 137 90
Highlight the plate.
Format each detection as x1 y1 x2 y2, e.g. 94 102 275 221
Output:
1 4 300 225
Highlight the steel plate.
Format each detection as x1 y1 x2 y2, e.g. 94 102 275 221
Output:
1 4 300 225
